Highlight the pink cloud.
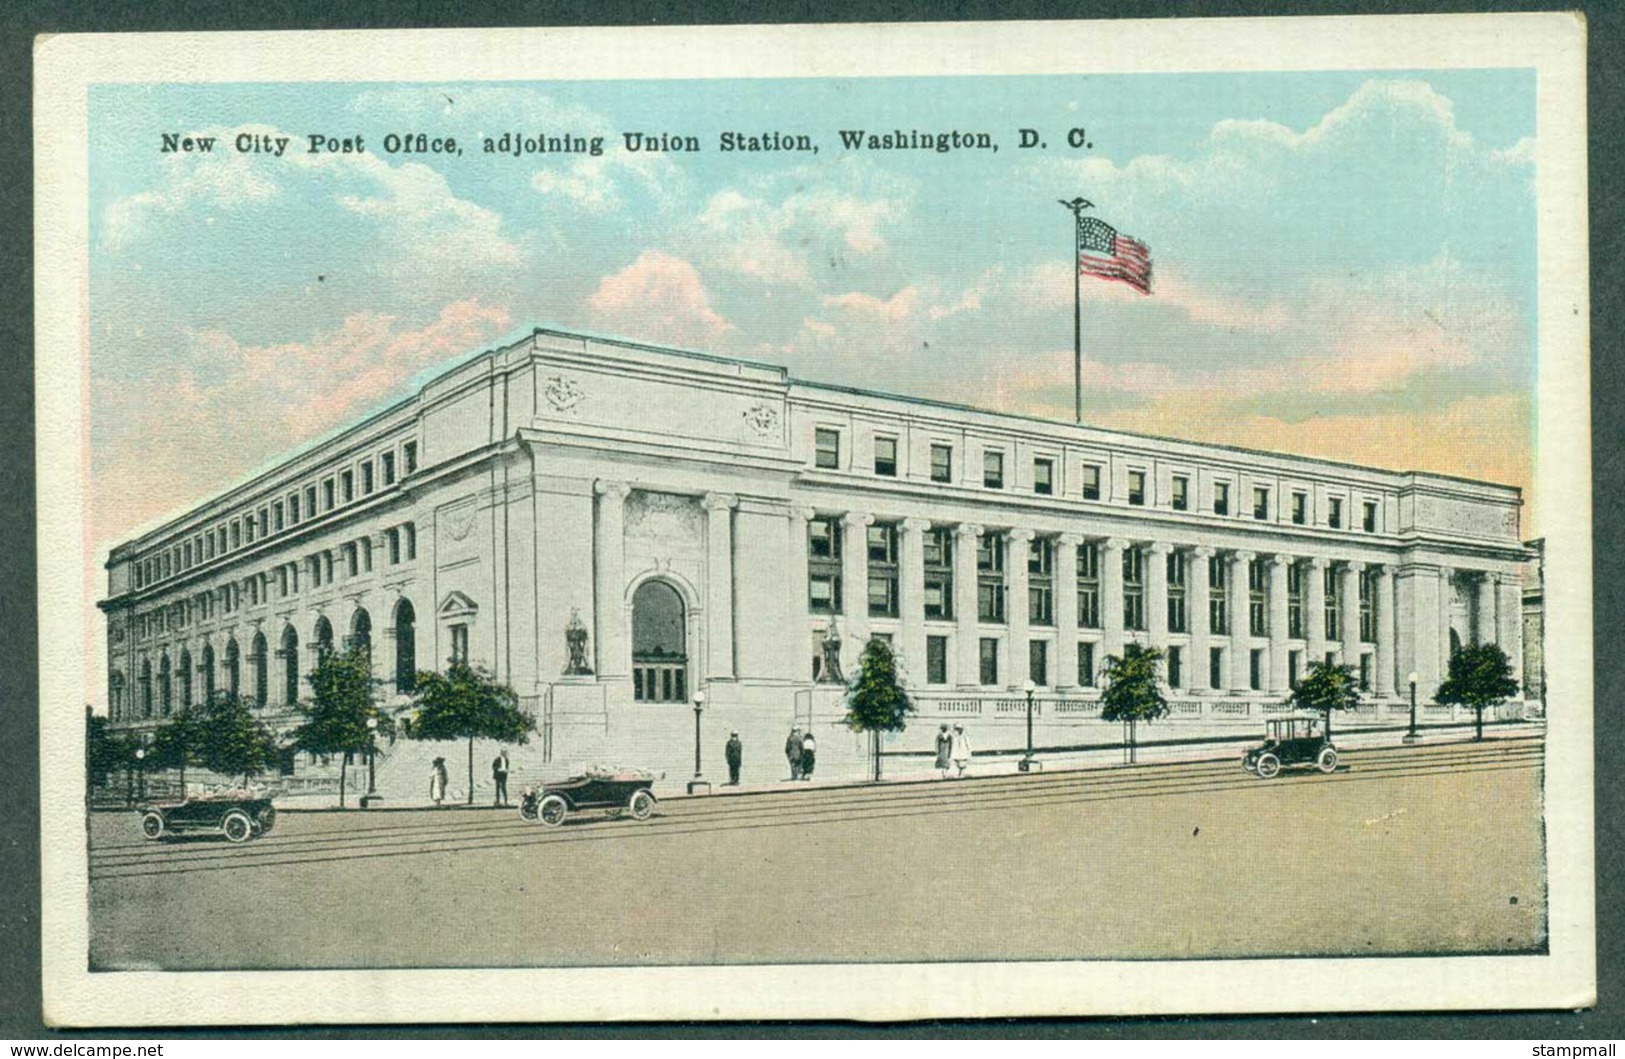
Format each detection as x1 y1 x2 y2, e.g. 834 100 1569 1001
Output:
586 251 732 347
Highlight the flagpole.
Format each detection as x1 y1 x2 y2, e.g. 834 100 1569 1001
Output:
1059 198 1093 425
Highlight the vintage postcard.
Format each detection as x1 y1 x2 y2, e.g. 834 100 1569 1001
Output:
34 15 1592 1025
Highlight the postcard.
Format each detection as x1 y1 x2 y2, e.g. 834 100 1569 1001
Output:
34 14 1592 1025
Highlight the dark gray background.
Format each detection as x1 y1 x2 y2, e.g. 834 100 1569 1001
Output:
2 0 1617 1039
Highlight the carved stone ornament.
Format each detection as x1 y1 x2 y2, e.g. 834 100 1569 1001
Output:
441 504 477 543
742 403 780 436
543 375 586 413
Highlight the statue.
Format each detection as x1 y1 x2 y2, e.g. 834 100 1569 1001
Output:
818 621 845 684
563 608 593 676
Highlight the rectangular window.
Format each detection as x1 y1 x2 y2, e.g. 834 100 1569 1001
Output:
1128 470 1147 506
273 502 285 532
930 444 952 483
205 534 215 560
1325 566 1342 640
382 452 397 485
1028 538 1054 628
362 461 374 494
1253 486 1270 521
344 542 359 578
258 508 268 538
1359 653 1372 691
1214 481 1231 516
983 450 1004 489
1287 562 1304 639
183 542 192 567
304 486 318 518
808 516 843 614
1167 645 1183 689
1029 640 1049 687
387 527 401 566
1209 554 1229 635
976 532 1005 623
867 523 899 618
1249 557 1268 636
404 441 418 475
341 470 354 503
923 527 954 620
289 495 300 523
1078 641 1097 687
1209 647 1224 690
450 623 470 665
815 428 841 469
405 523 417 561
1249 649 1263 691
1172 475 1189 511
1077 542 1100 629
1328 496 1343 529
1291 491 1307 525
926 636 948 685
322 479 335 511
1123 545 1145 631
1289 649 1302 690
1359 568 1376 643
873 436 898 477
1363 500 1379 533
1033 458 1054 495
1167 549 1188 633
1082 464 1102 500
231 521 241 549
978 638 999 686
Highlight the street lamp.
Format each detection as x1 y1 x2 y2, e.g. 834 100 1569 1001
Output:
687 690 710 795
1404 672 1420 744
133 746 146 803
1019 680 1041 773
364 715 379 805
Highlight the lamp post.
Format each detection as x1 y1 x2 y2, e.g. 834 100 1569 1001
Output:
364 715 379 805
1404 672 1420 744
134 746 146 803
687 690 710 795
1019 680 1041 772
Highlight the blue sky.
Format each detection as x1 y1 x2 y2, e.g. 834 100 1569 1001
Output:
87 68 1539 551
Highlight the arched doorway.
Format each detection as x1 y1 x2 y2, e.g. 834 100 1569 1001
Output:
280 626 300 706
394 600 416 692
632 580 688 703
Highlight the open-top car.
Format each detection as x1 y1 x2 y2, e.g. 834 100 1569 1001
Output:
519 767 657 826
139 792 277 843
1242 716 1339 778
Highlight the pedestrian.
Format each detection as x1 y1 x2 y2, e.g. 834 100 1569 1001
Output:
950 724 972 778
430 757 448 806
800 729 817 781
934 723 953 779
785 726 803 780
725 731 743 786
492 749 510 807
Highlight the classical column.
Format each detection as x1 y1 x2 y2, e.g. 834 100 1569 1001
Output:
1054 533 1082 689
1229 551 1254 694
1475 572 1498 647
1101 538 1127 662
1341 561 1364 676
1147 541 1171 653
841 512 875 675
1305 557 1328 667
787 507 815 680
593 481 631 679
1498 573 1524 691
1374 563 1396 697
954 524 983 687
1005 528 1033 688
703 493 738 682
1268 554 1291 693
1189 546 1213 692
377 606 399 700
1439 566 1456 681
899 518 930 681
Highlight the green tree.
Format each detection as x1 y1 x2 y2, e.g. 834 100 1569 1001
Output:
1436 643 1520 741
1286 660 1363 740
843 638 915 780
195 691 280 786
405 660 534 805
1099 643 1168 764
289 647 392 808
86 710 134 801
148 707 203 796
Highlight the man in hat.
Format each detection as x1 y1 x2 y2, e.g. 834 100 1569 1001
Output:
785 726 802 780
725 731 743 786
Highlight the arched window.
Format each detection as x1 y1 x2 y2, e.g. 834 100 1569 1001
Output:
350 608 372 663
394 599 416 692
280 626 300 706
632 580 688 703
251 632 268 705
178 648 193 708
158 654 172 716
224 638 240 699
140 658 152 718
201 643 216 701
314 615 334 659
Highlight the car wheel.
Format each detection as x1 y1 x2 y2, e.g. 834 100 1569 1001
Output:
539 794 568 827
222 810 254 843
140 812 164 840
257 806 276 835
519 799 538 822
628 789 655 821
1316 747 1339 774
1254 753 1281 779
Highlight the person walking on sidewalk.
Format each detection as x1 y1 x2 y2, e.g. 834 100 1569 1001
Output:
934 724 953 779
785 726 803 780
950 725 972 778
492 750 510 807
800 729 818 781
429 757 448 806
725 731 743 786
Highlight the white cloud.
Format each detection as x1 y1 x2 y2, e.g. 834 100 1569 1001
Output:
586 251 732 347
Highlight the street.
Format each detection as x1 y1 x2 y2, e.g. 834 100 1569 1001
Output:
88 736 1545 970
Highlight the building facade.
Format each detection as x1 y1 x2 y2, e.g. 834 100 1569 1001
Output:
99 328 1531 782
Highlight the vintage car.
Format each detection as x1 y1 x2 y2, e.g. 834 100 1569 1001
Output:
1242 716 1340 778
139 792 278 843
519 768 657 827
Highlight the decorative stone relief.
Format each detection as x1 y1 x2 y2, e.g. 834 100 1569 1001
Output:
625 491 703 542
742 402 780 437
543 375 586 413
440 502 478 545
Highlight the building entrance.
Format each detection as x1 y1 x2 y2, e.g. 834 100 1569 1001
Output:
632 579 688 702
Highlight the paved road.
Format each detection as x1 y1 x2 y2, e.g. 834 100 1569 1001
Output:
89 737 1545 970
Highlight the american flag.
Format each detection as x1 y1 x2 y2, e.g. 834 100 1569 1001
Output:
1077 216 1152 295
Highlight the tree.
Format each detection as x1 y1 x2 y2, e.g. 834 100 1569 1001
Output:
1436 642 1519 741
195 691 280 786
289 646 391 808
405 660 534 805
1099 643 1168 764
1286 660 1362 740
843 638 915 780
86 710 134 802
148 707 203 796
